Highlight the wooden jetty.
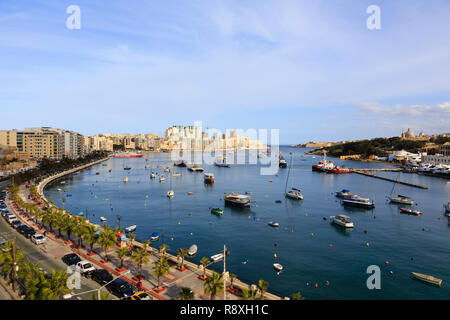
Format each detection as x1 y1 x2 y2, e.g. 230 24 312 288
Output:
352 170 428 189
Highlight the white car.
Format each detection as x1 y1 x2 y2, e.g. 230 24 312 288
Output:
6 214 17 224
76 260 96 276
31 234 46 245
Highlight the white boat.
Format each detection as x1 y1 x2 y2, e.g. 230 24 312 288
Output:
164 168 170 172
188 165 204 172
285 152 303 200
411 272 443 287
167 189 174 198
100 217 107 222
159 176 165 182
210 253 224 262
342 195 375 208
172 173 182 177
268 221 279 227
150 173 156 179
331 214 354 228
273 263 283 272
204 173 215 184
188 244 198 256
125 225 136 233
388 173 414 205
144 165 149 169
123 177 128 183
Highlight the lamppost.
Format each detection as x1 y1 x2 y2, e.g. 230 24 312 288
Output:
324 280 330 300
63 270 131 300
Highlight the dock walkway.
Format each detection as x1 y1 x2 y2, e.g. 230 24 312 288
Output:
352 170 428 189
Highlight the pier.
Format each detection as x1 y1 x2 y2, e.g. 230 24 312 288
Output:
352 170 428 189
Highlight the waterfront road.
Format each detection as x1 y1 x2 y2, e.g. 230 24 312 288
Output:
1 192 115 300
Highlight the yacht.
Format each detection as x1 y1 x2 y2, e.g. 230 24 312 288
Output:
268 221 279 227
224 194 251 207
210 253 224 262
400 207 422 216
150 172 156 179
331 214 354 228
279 152 287 168
187 164 204 172
342 195 375 208
388 173 414 205
285 152 303 200
159 176 165 182
273 263 283 272
188 244 198 256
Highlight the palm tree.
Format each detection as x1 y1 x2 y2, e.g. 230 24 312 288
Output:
47 270 71 300
128 234 136 250
116 247 130 270
84 224 99 255
61 214 77 243
98 225 116 262
152 256 170 290
132 247 150 280
258 279 269 300
177 248 188 270
24 265 53 300
142 240 150 252
42 210 55 233
200 257 210 280
159 243 169 258
54 210 65 238
240 287 258 300
178 287 194 300
291 292 305 300
0 242 26 291
204 271 224 300
73 217 87 248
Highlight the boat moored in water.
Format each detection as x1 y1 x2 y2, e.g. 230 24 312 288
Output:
224 194 251 207
125 225 137 233
204 173 215 184
210 207 223 215
188 244 198 256
331 214 354 228
113 153 143 158
268 221 279 227
100 217 107 222
443 202 450 215
151 232 160 241
342 195 375 208
210 253 224 262
273 263 283 272
335 189 354 198
400 207 422 216
411 272 442 287
188 165 204 172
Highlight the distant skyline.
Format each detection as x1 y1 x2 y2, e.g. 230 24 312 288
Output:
1 0 449 143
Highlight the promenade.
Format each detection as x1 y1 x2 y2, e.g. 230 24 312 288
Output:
11 158 282 300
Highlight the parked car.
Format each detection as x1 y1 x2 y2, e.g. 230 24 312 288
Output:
6 214 17 224
18 225 35 237
75 260 96 276
125 291 152 300
11 220 24 229
1 210 10 217
91 269 113 285
62 253 82 266
106 278 135 298
31 234 46 245
23 227 36 239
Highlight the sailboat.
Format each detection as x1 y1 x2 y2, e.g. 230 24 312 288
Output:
285 152 303 200
167 165 174 198
215 154 230 167
388 173 414 205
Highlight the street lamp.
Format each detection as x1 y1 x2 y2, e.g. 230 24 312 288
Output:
63 270 131 300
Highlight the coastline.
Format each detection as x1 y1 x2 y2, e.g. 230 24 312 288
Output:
34 156 283 300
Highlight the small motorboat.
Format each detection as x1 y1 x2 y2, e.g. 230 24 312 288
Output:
100 217 107 222
331 214 354 228
164 168 170 173
188 165 204 172
210 253 224 262
151 232 160 241
400 207 422 216
172 173 182 177
124 166 131 170
210 207 223 215
123 177 128 183
125 225 137 233
285 188 303 200
411 272 442 287
342 195 375 209
150 173 156 179
273 263 283 272
95 172 100 175
204 173 215 184
159 176 165 182
268 221 279 227
188 244 198 256
167 189 174 198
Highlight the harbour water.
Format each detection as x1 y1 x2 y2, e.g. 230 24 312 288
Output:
44 147 450 299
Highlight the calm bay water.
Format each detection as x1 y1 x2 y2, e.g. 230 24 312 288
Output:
44 147 450 299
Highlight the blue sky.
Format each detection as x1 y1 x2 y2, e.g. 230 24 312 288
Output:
1 0 449 143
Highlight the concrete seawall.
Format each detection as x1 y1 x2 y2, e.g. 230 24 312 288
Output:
35 156 283 300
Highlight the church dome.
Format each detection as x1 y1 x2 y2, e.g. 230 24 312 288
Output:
405 128 415 138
